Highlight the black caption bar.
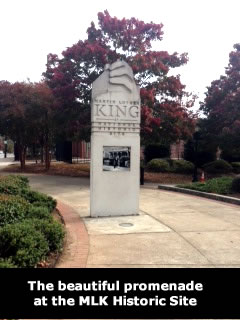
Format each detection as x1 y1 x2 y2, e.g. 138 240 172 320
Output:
0 268 239 319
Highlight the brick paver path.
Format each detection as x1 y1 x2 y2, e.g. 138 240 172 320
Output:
56 201 89 268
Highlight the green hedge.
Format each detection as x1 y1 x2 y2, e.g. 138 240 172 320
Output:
203 160 232 174
147 159 170 172
0 195 54 227
221 148 240 162
0 175 29 195
0 194 31 227
0 221 49 268
0 216 65 268
232 176 240 193
178 177 233 195
2 175 29 189
0 258 16 268
20 189 56 212
231 162 240 174
170 160 194 174
0 176 56 213
26 206 53 221
0 175 64 268
147 158 194 174
25 218 65 252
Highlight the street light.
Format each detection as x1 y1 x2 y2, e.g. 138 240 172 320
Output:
192 125 200 182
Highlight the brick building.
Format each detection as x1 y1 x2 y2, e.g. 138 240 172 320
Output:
72 140 185 161
72 141 91 161
170 140 185 159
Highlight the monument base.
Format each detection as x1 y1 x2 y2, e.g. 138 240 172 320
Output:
90 60 140 218
90 133 140 217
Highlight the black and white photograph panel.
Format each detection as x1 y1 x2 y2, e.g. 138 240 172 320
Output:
103 146 131 171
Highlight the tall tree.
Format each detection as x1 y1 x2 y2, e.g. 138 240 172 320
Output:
27 82 58 170
0 81 57 170
43 10 196 144
200 43 240 159
0 81 34 169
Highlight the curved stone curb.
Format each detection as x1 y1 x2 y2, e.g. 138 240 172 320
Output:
56 201 89 268
158 185 240 206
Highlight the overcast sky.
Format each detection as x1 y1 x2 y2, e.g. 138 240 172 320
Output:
0 0 239 108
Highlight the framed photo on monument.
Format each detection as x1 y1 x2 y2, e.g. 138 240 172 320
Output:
103 146 131 171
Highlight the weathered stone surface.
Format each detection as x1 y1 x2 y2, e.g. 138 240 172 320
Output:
90 60 140 217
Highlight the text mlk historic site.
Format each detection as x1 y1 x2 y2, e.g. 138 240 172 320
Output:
27 280 203 307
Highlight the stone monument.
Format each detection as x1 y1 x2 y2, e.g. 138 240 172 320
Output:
90 60 140 217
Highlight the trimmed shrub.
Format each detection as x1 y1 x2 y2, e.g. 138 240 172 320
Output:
0 175 29 195
20 189 56 212
196 151 216 167
0 258 16 268
203 160 233 174
147 159 170 172
170 160 194 174
0 176 55 212
26 206 53 221
231 162 240 174
0 221 49 267
231 176 240 193
0 194 31 227
9 175 29 188
144 144 170 163
0 175 29 188
178 182 206 193
203 176 233 194
178 176 233 195
25 218 65 252
221 148 240 162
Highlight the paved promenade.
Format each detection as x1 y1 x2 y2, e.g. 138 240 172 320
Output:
24 174 240 268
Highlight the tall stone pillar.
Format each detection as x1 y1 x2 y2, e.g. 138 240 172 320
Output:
90 60 140 217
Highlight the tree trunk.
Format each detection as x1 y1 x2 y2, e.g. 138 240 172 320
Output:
23 147 26 169
19 146 26 171
40 146 44 163
45 144 51 171
33 144 38 164
14 143 20 161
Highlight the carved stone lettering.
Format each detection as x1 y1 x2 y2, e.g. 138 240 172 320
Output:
91 59 140 217
129 105 139 118
94 103 139 120
116 105 127 117
96 105 107 117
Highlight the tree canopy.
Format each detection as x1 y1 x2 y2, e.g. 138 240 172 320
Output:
0 81 57 169
200 43 240 159
43 10 196 144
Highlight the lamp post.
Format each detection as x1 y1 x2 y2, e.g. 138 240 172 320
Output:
192 126 200 182
4 140 7 158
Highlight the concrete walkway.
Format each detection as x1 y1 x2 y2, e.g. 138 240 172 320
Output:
0 155 14 168
24 174 240 268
